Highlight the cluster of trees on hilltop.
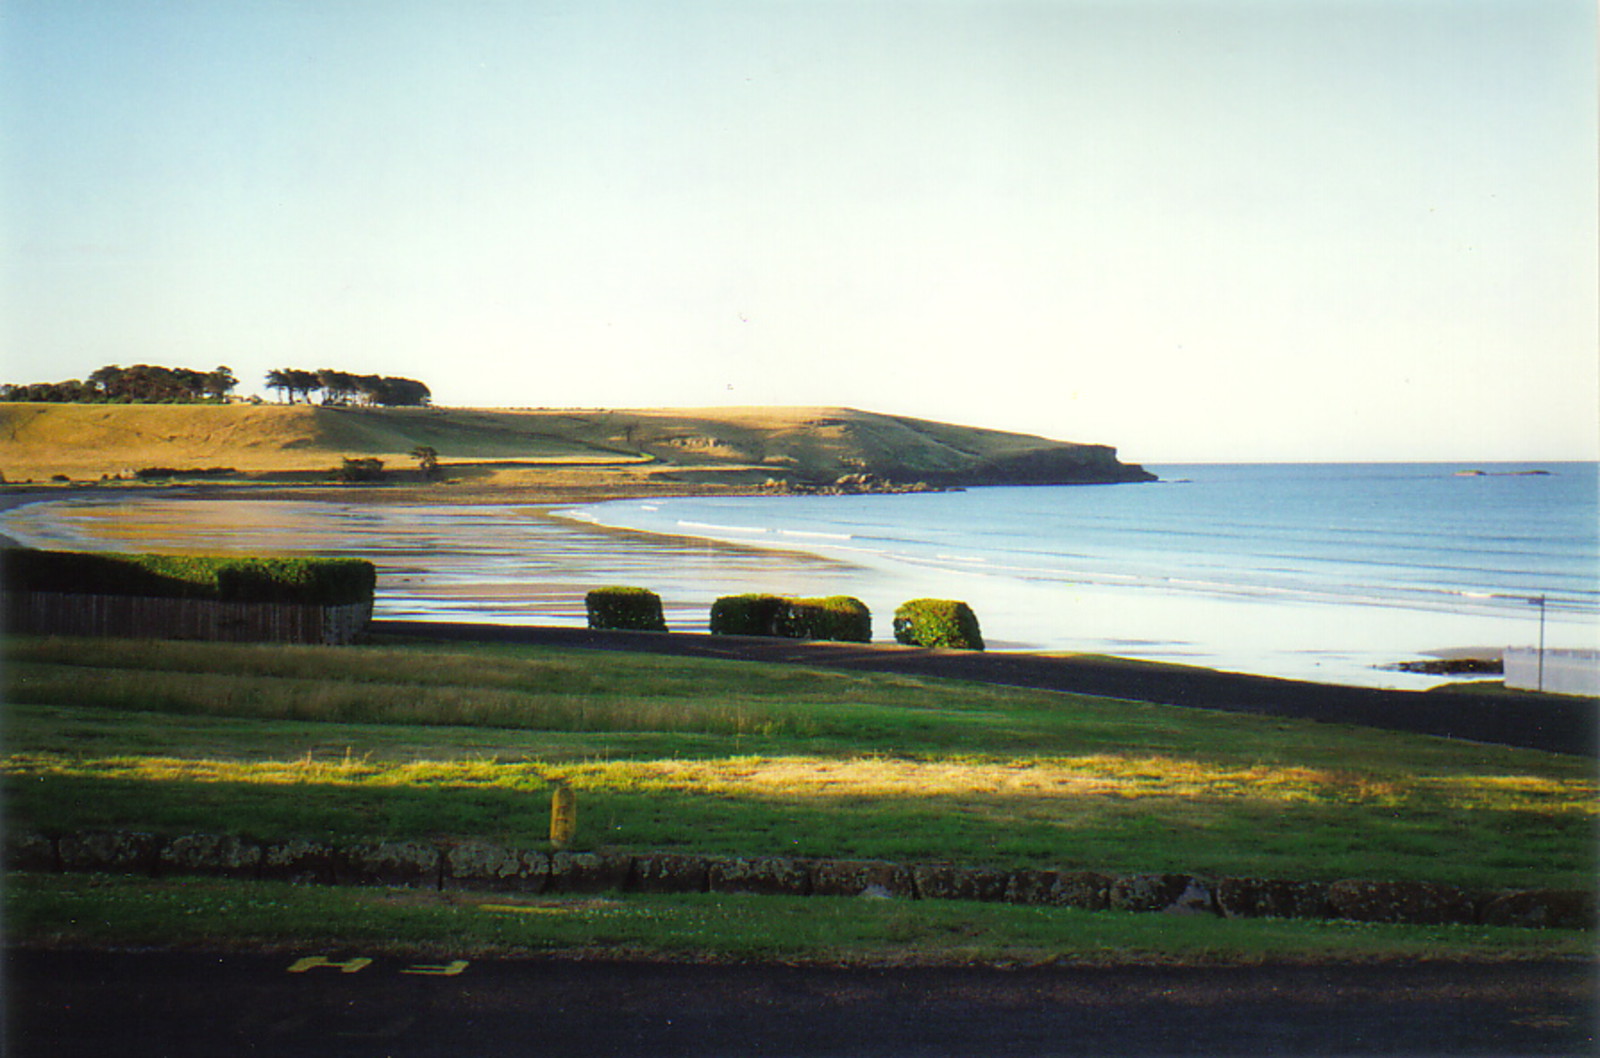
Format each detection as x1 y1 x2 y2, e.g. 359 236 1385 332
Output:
1 364 238 403
265 369 431 407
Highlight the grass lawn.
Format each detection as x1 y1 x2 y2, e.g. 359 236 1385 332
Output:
8 873 1588 966
3 633 1594 963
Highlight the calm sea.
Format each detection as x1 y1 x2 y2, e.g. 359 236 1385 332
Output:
564 463 1599 686
5 462 1595 689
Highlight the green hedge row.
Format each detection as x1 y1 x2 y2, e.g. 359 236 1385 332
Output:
707 593 787 637
592 588 985 649
709 593 873 644
1 548 376 607
585 587 668 632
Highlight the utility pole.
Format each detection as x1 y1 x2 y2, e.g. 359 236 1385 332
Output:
1535 594 1547 693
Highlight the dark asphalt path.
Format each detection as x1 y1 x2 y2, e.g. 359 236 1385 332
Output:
374 621 1597 756
5 949 1592 1057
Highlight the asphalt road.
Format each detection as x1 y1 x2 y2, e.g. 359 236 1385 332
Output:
373 621 1597 756
5 949 1592 1057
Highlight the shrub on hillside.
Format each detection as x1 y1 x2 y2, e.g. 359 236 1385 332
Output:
338 457 385 484
893 598 984 650
776 595 872 643
709 593 787 637
0 548 376 607
586 586 668 632
135 467 236 480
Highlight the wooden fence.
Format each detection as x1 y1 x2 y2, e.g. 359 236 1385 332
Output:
3 591 372 645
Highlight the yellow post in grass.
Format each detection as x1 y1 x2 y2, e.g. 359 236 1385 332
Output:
549 783 577 850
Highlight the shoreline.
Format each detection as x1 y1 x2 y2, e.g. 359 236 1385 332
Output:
0 482 1570 693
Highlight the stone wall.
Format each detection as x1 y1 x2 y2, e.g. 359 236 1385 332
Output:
6 829 1591 931
3 592 372 645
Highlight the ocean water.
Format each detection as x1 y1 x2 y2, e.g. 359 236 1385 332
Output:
563 463 1600 687
4 462 1595 689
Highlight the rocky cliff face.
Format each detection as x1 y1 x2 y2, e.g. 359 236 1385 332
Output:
954 443 1156 486
755 410 1156 489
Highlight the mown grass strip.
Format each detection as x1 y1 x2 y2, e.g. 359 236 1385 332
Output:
6 873 1589 966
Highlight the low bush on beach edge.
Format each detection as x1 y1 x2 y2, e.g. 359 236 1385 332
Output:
585 586 668 632
776 596 872 643
709 593 872 643
893 598 985 650
709 593 787 637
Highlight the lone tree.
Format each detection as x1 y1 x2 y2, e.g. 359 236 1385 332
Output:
410 445 440 481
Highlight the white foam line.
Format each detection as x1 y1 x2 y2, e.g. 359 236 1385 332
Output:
678 520 769 535
779 529 853 541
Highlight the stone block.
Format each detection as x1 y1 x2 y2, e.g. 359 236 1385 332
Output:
811 859 916 898
1005 869 1111 909
1327 879 1476 925
159 833 262 878
629 853 712 894
912 863 1011 903
1110 874 1212 914
443 842 550 892
4 832 58 873
708 856 813 896
1480 889 1596 931
549 851 634 893
259 839 341 884
1215 877 1331 920
340 841 442 887
58 831 160 875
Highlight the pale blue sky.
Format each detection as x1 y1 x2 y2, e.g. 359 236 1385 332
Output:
3 1 1595 461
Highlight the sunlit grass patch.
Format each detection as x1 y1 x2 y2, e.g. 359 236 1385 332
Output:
6 748 1592 887
12 751 1589 814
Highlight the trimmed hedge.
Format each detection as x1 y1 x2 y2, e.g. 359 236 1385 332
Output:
709 593 787 636
893 598 985 650
585 586 668 632
777 596 872 643
711 593 871 643
0 548 376 607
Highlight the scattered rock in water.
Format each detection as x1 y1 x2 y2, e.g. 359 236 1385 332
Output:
762 474 943 496
1384 656 1502 676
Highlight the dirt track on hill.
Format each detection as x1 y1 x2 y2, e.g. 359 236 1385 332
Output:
373 621 1597 756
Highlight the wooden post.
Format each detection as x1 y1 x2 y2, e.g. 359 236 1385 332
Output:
549 784 577 850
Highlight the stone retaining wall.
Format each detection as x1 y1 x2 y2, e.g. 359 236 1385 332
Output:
3 592 372 645
7 829 1592 931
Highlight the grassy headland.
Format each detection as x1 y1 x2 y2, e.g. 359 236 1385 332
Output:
0 402 1152 493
